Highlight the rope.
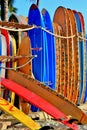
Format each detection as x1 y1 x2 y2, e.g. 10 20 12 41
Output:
0 55 37 70
0 25 36 32
0 24 76 39
40 26 76 39
78 35 87 41
0 23 87 40
0 55 35 62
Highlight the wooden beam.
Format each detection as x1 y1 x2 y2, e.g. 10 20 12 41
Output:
0 21 33 29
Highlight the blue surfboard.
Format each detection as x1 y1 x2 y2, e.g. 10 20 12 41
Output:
42 8 56 90
28 4 49 84
78 12 86 104
73 11 85 104
28 4 49 111
9 35 13 67
84 34 87 102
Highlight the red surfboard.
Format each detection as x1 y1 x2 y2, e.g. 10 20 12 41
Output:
1 29 10 100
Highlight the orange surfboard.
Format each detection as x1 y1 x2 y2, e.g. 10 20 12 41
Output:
17 36 32 114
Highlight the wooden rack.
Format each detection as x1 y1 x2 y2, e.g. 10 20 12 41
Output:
0 21 33 29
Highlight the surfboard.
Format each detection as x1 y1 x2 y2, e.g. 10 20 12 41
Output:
12 36 17 70
0 34 7 78
17 36 32 114
42 8 56 90
10 36 17 105
1 29 10 67
64 9 73 101
66 9 79 104
9 13 21 108
7 35 13 102
17 36 32 76
28 4 49 112
53 6 72 98
7 69 87 125
18 15 27 25
0 34 7 98
0 97 41 130
53 6 66 96
65 8 73 100
1 29 10 100
73 10 85 105
28 4 48 84
8 12 20 49
1 78 78 129
0 35 2 80
78 12 86 104
9 35 13 67
18 15 28 38
52 22 62 92
84 34 87 103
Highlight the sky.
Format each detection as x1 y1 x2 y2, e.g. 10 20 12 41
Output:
13 0 87 32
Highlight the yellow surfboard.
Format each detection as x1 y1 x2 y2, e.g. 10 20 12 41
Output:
0 97 41 130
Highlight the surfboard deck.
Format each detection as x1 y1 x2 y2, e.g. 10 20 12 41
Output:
73 10 85 105
53 6 71 97
1 29 10 100
12 36 17 70
17 36 32 76
0 34 7 98
53 7 80 104
18 15 28 38
17 36 32 114
67 9 79 104
0 35 2 75
53 7 68 96
10 36 17 105
42 8 56 90
9 12 20 49
78 12 86 104
84 34 87 103
28 4 49 112
52 22 62 92
7 69 87 125
0 34 7 78
1 77 78 129
66 9 73 102
0 97 41 130
64 8 72 100
28 4 48 83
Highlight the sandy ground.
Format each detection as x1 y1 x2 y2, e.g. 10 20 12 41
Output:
0 103 87 130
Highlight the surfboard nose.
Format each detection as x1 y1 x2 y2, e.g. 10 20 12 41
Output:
30 4 37 9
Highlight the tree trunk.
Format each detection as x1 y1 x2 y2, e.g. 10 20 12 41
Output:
1 0 5 20
1 0 8 21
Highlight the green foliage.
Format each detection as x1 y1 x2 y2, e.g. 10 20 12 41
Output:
8 0 17 13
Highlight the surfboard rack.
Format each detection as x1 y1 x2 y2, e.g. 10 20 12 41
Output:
0 20 33 30
0 20 85 42
31 47 42 51
0 55 36 62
